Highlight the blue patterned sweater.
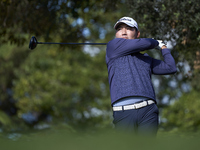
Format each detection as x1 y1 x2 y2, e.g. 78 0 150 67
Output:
106 38 177 105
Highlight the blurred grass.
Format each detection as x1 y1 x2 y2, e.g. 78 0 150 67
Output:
0 127 200 150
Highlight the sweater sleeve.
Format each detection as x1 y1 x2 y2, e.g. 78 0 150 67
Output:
151 49 177 75
106 38 158 61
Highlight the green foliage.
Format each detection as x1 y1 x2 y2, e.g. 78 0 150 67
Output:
128 0 200 64
0 0 123 45
12 44 111 128
161 89 200 132
0 110 12 129
0 0 124 131
191 69 200 91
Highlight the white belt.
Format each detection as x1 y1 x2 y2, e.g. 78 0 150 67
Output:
112 100 155 111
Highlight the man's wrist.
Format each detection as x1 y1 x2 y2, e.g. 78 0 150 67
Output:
161 45 167 49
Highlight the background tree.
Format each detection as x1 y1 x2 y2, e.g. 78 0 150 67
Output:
1 0 200 132
0 0 124 131
127 0 200 106
161 89 200 132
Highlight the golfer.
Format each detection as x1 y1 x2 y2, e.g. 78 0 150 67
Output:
106 17 177 135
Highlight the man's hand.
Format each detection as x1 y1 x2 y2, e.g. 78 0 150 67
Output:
155 40 167 50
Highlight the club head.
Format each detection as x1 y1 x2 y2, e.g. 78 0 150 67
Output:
29 36 38 50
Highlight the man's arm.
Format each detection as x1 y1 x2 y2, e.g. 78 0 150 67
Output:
106 38 158 60
151 47 177 75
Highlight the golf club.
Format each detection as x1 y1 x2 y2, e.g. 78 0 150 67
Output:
29 36 107 50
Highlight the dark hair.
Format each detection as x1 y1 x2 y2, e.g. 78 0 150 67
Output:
133 27 138 31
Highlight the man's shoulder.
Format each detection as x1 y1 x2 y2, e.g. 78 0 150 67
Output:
106 38 122 53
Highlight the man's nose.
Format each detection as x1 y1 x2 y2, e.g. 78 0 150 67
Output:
122 28 127 34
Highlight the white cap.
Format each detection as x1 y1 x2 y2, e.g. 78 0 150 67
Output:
114 17 138 30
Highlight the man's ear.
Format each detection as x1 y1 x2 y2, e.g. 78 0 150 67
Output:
137 31 140 38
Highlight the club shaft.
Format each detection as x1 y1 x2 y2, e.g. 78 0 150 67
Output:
37 42 107 45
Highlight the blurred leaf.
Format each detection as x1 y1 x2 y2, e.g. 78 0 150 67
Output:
0 110 12 127
161 89 200 132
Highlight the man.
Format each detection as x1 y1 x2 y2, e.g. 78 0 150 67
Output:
106 17 177 135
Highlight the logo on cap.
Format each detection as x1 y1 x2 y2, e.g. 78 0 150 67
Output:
119 18 132 22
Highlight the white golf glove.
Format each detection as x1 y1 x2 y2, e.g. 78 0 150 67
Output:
155 40 166 50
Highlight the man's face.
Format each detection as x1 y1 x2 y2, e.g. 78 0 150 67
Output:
115 23 140 39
